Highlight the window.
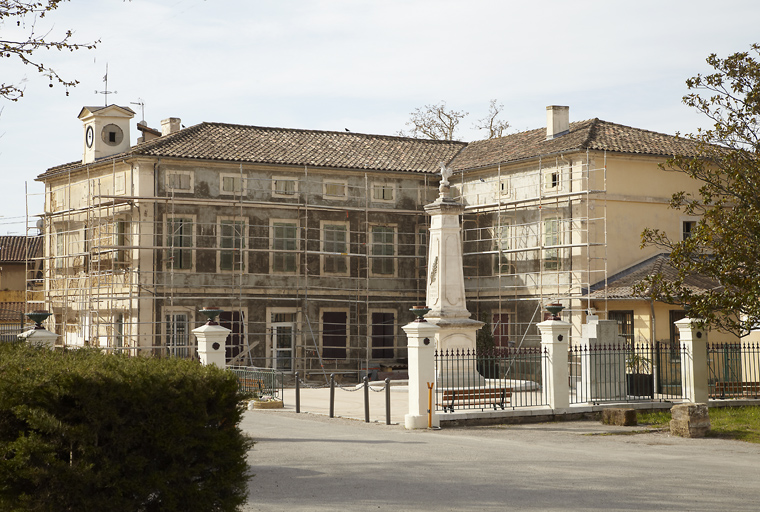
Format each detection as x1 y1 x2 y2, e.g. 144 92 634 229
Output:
322 222 348 274
683 220 697 240
492 312 513 348
114 173 126 194
324 180 347 199
493 222 512 274
499 177 511 197
166 218 193 270
219 219 246 272
543 218 561 270
543 169 561 191
114 313 124 349
220 174 244 195
55 232 65 269
322 310 347 359
273 177 297 197
272 221 298 273
372 182 395 202
115 220 129 265
371 225 395 276
269 310 297 372
166 171 192 191
371 311 395 359
608 310 634 343
165 311 189 358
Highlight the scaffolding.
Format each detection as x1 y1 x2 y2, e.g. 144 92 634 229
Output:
29 150 609 378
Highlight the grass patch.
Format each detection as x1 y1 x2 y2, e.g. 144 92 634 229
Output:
638 406 760 443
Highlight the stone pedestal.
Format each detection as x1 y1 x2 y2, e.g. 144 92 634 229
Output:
538 319 571 410
580 319 626 400
675 318 709 403
403 318 440 429
193 323 231 368
17 327 59 349
670 403 710 438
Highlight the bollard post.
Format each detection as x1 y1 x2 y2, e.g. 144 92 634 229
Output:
385 378 391 425
364 376 370 423
329 373 335 418
295 372 300 414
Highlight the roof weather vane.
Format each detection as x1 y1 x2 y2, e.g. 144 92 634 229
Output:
130 98 146 123
95 64 117 106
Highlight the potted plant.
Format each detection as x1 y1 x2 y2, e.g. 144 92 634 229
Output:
626 351 654 398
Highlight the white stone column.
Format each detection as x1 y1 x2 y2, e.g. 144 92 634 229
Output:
403 317 440 429
538 318 571 410
423 184 483 387
675 317 709 404
18 327 59 349
193 323 231 369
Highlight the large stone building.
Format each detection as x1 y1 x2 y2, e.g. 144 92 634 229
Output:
34 104 730 376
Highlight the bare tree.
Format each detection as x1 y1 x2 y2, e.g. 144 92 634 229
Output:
1 1 99 102
474 99 510 139
398 101 468 140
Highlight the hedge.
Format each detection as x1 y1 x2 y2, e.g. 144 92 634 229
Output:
0 342 253 512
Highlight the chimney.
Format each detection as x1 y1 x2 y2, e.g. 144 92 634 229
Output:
161 117 182 136
546 106 569 140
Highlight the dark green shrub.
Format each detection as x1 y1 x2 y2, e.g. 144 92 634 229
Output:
0 343 252 512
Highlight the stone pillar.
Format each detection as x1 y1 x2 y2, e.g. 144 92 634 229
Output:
423 172 483 387
580 318 626 400
675 317 709 404
538 318 571 410
193 323 231 369
403 317 440 429
17 327 59 349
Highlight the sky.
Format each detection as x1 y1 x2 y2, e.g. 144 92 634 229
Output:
1 0 759 235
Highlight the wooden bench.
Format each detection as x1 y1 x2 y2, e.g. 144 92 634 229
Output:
440 388 512 412
714 381 760 398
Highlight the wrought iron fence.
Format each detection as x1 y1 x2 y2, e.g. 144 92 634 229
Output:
569 342 689 404
229 366 284 401
434 347 547 412
708 342 760 399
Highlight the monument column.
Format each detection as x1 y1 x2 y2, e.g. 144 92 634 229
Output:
424 166 483 387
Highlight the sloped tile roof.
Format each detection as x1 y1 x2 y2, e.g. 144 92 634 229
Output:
0 302 26 322
449 119 703 171
38 123 467 180
586 253 721 299
0 236 42 263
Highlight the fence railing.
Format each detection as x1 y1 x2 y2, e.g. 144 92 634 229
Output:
708 342 760 399
434 347 547 412
569 342 690 404
229 366 284 401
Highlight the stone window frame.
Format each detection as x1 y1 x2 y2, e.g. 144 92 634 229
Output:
217 216 248 273
164 214 196 272
320 220 349 276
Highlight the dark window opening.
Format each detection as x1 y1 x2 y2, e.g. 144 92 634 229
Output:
371 312 395 359
322 311 347 359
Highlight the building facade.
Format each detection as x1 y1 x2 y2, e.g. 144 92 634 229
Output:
35 104 732 376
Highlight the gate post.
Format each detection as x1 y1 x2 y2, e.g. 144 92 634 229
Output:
675 317 709 403
538 317 571 410
402 309 439 429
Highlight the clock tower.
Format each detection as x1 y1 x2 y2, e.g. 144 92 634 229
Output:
78 105 135 164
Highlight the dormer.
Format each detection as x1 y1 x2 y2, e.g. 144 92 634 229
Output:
78 105 135 164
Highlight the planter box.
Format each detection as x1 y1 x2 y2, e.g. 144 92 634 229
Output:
626 373 654 398
248 400 284 410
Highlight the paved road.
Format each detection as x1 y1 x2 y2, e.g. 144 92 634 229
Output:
241 410 760 511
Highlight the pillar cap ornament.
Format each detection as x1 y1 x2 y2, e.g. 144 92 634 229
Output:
199 307 223 325
410 306 431 322
545 303 564 320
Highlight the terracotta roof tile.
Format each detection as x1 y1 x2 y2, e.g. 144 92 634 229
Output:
449 119 703 171
586 253 721 299
0 236 42 263
38 123 467 180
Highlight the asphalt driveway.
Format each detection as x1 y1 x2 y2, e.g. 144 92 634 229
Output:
241 410 760 511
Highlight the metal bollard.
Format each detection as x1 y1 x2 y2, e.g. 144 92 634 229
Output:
295 372 300 414
329 373 335 418
385 377 391 425
363 376 370 423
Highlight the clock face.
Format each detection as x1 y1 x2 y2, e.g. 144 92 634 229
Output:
86 126 94 148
